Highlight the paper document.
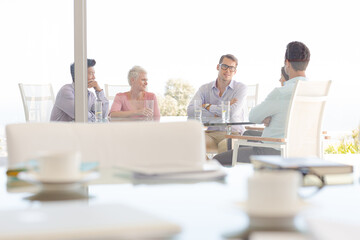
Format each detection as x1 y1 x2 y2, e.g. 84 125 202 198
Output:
126 160 227 180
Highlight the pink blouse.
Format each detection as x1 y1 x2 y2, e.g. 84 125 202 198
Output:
109 92 160 118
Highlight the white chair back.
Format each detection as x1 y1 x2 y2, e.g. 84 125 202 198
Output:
104 84 131 111
246 84 259 113
18 83 55 122
284 80 332 158
6 121 206 171
104 84 131 101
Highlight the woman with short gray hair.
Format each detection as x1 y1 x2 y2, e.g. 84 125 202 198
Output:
109 66 160 119
127 66 146 85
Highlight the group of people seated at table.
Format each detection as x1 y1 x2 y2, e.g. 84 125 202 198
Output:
50 62 160 122
50 41 310 166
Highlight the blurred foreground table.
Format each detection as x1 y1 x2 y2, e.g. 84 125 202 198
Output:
2 162 360 240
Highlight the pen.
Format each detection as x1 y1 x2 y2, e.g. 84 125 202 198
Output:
6 168 27 177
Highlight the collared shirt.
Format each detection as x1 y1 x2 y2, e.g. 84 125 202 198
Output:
249 77 308 138
50 83 109 122
187 80 248 133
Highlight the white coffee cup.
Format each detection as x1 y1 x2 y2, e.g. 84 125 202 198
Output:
36 151 82 181
247 170 301 217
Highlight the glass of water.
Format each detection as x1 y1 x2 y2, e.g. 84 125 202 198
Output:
145 100 154 120
95 99 102 122
194 100 202 120
221 100 230 122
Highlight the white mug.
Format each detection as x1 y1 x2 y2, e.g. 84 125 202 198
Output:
247 170 301 216
36 151 82 181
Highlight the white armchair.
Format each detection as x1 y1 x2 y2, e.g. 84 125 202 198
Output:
18 83 55 122
227 80 332 166
246 83 259 113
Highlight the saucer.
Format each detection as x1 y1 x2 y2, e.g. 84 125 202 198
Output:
236 200 309 218
18 171 99 185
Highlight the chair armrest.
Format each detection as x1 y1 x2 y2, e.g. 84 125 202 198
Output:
225 134 285 143
245 126 265 131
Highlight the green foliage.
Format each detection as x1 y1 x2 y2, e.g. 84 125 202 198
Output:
158 95 179 116
324 128 360 154
159 79 195 116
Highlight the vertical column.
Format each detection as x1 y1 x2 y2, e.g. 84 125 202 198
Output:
74 0 88 122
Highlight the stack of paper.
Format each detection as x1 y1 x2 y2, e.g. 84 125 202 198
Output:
120 160 227 181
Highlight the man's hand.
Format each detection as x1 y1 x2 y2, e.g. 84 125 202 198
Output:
202 103 211 111
230 98 238 105
88 80 102 92
262 116 272 127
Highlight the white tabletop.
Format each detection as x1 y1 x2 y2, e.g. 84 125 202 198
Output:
2 163 360 239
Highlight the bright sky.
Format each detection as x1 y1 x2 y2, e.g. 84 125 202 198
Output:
0 0 360 132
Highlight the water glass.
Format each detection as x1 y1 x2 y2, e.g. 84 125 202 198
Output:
194 100 202 119
221 101 230 122
145 100 154 118
95 99 102 122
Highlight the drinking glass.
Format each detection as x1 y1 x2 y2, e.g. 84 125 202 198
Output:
194 100 202 120
221 101 230 122
145 100 154 119
95 99 102 122
206 152 217 160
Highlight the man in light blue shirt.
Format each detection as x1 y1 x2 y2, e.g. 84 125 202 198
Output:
214 41 311 165
187 54 248 154
50 59 109 122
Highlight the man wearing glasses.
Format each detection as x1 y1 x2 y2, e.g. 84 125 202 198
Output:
187 54 248 154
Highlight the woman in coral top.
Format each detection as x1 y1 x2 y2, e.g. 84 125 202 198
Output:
109 66 160 120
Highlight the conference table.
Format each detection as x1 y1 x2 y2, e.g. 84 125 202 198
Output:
199 117 254 150
2 160 360 240
109 115 253 127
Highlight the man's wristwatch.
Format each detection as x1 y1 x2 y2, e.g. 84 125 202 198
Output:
204 104 211 110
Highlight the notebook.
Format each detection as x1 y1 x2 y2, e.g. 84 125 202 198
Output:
250 155 354 186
